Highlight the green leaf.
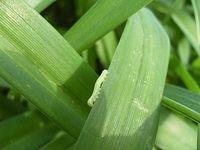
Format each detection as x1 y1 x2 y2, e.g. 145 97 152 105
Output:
3 126 59 150
40 132 75 150
25 0 56 13
75 8 170 149
155 107 198 150
170 56 200 94
96 31 118 68
0 111 47 147
64 0 153 52
163 84 200 123
0 0 97 137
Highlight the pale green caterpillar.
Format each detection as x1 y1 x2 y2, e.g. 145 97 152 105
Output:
87 70 108 107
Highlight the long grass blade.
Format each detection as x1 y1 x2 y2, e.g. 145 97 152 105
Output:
170 56 200 93
0 0 97 137
163 84 200 123
64 0 153 52
95 31 118 68
75 8 170 149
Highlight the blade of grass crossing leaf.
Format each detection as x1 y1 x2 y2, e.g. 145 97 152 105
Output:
155 107 198 150
0 0 98 137
75 8 170 149
3 126 59 150
191 0 200 48
25 0 56 13
163 84 200 123
64 0 153 52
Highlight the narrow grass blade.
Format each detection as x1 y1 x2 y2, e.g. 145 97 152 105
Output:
0 111 47 147
191 0 200 47
25 0 56 13
81 48 97 70
40 132 75 150
75 8 170 149
170 56 200 93
0 0 98 137
163 84 200 123
64 0 153 52
3 126 59 150
155 107 198 150
96 31 118 68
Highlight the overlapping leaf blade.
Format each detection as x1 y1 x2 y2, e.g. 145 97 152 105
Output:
75 8 170 149
64 0 153 52
0 0 98 137
163 84 200 123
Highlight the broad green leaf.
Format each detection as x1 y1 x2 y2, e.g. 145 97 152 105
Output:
64 0 153 52
75 8 170 149
3 126 59 150
25 0 56 13
0 0 97 137
40 131 75 150
163 84 200 123
191 0 200 48
155 107 198 150
0 111 46 147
